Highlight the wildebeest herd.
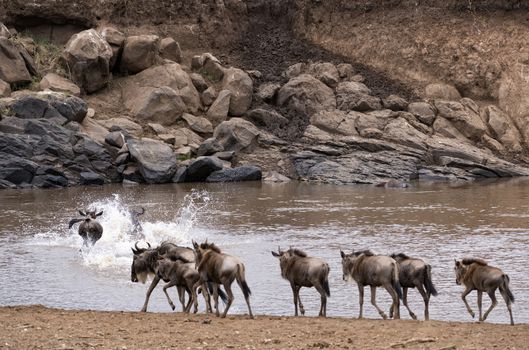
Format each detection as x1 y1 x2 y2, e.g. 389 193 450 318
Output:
69 208 516 325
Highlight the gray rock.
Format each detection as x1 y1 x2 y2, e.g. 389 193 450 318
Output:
213 151 235 161
127 138 177 183
80 171 105 185
202 87 217 106
278 74 336 116
105 131 125 148
0 78 10 97
207 90 231 125
159 37 182 63
382 95 408 111
49 96 88 123
221 67 253 116
121 35 160 74
171 166 188 183
307 62 340 88
248 109 289 129
408 102 437 126
185 156 224 182
213 118 260 153
190 73 208 93
197 138 224 156
425 83 461 101
182 113 213 134
206 165 262 182
434 99 486 141
337 63 354 79
11 96 64 123
0 37 32 85
256 82 281 102
32 174 68 188
336 81 382 112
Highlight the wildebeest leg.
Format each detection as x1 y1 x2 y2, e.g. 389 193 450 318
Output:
290 283 299 316
371 286 387 319
402 287 417 320
461 286 475 318
177 286 186 311
498 287 514 325
201 282 212 313
212 283 220 317
314 284 327 317
297 287 305 316
141 275 160 312
235 277 254 319
162 281 177 311
416 284 429 320
482 288 498 322
191 281 201 314
383 284 400 319
477 290 483 321
221 280 234 318
184 286 193 313
357 284 364 319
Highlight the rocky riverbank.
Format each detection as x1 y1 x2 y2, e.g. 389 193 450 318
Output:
1 1 529 189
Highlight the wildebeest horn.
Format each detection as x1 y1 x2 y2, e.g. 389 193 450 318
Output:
135 241 140 251
146 242 151 249
96 211 103 217
140 207 145 215
78 210 86 216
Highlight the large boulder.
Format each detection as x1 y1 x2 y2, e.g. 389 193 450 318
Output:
0 79 11 97
0 37 32 84
99 27 125 70
121 35 160 74
206 89 231 125
336 81 382 112
182 113 213 134
434 99 486 141
99 117 142 136
122 62 201 119
124 85 186 125
408 102 436 126
221 67 253 116
277 74 336 116
248 108 289 129
483 105 523 152
206 165 262 182
310 109 358 136
127 138 177 183
61 29 113 93
185 156 224 182
159 37 182 63
39 73 80 96
424 83 462 101
213 118 260 153
306 62 340 88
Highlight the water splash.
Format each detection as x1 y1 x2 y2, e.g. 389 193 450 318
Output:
29 190 212 272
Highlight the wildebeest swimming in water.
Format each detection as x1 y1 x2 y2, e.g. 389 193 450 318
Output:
129 207 145 239
271 246 330 317
454 258 515 325
341 250 402 319
68 209 103 246
391 253 438 320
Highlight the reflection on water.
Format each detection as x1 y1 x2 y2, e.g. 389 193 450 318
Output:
0 179 528 324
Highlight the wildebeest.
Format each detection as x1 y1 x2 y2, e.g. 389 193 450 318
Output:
68 209 103 246
390 253 438 320
130 207 145 239
131 241 197 312
341 250 402 319
454 258 515 325
192 240 253 318
271 247 330 317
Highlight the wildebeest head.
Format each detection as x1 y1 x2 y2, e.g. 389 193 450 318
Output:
131 241 156 283
192 239 220 268
340 250 374 281
69 209 103 229
271 246 308 278
454 259 469 285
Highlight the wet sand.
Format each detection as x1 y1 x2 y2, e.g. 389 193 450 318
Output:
0 306 527 349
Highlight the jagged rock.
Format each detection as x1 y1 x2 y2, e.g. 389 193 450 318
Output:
214 118 260 153
337 63 354 79
158 134 176 145
425 83 462 101
122 164 143 183
182 113 213 134
80 171 105 185
122 62 201 116
206 165 262 182
307 62 340 88
190 73 208 93
408 102 436 126
248 109 289 129
359 127 383 139
0 23 10 38
383 117 428 151
197 137 224 156
0 37 32 85
383 95 408 111
201 56 224 82
49 95 88 123
185 156 224 182
174 127 203 148
159 37 182 63
256 82 281 102
124 85 186 125
213 151 234 161
207 89 231 125
175 146 192 158
10 96 65 124
278 74 336 116
39 73 80 96
147 123 166 135
310 109 358 136
31 174 69 188
105 131 125 148
263 171 291 182
483 105 523 152
100 118 142 137
434 99 486 141
0 79 10 97
432 116 467 140
127 138 177 183
336 81 382 111
121 35 160 74
99 27 125 70
202 87 217 106
354 110 395 134
61 29 113 93
221 67 253 116
246 70 262 79
482 134 504 153
284 62 306 79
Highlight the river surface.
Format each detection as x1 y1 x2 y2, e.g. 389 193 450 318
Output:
0 180 528 324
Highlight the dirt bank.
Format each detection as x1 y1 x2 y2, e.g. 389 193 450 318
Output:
0 306 527 349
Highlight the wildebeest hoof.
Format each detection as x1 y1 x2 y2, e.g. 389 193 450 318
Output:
470 312 475 318
381 313 388 320
410 313 417 320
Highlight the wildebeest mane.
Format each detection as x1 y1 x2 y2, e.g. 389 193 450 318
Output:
462 258 488 266
392 253 410 259
169 255 191 264
353 250 374 257
289 248 307 257
200 242 221 253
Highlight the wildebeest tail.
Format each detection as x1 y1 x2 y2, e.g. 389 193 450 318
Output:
392 263 403 300
207 282 228 304
424 264 438 297
237 264 252 298
501 274 515 304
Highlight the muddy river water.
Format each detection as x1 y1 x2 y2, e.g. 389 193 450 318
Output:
0 180 528 324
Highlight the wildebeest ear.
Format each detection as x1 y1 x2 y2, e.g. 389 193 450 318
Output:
271 251 280 257
96 211 103 217
78 210 86 216
455 259 460 266
192 240 198 248
340 250 345 259
131 248 138 255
